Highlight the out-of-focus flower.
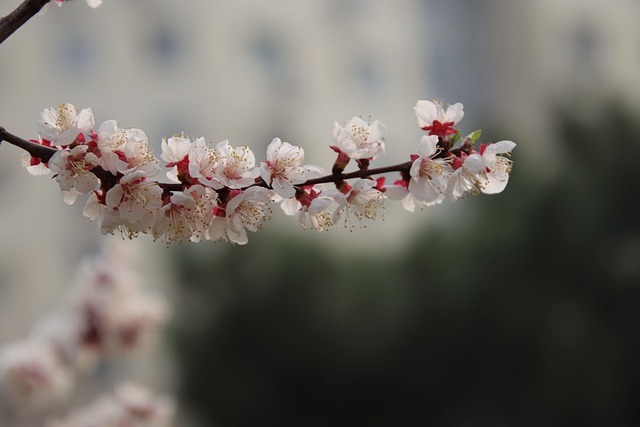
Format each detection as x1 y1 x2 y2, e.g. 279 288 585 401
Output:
0 340 72 408
45 0 102 9
71 243 169 355
45 383 175 427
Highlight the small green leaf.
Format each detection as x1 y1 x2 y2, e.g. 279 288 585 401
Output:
466 129 482 144
449 131 461 145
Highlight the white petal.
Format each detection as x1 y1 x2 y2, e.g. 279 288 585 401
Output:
76 108 95 131
463 154 486 174
228 227 249 245
444 102 464 124
272 177 296 199
415 100 438 128
280 198 301 216
409 179 439 203
489 140 516 154
417 135 439 158
266 137 282 161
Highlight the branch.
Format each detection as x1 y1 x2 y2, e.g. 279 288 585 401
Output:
0 126 56 161
302 162 412 187
0 0 50 45
1 125 412 194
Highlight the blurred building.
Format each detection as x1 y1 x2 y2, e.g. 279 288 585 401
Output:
1 0 640 423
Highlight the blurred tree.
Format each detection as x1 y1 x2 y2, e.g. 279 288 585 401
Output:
172 101 640 426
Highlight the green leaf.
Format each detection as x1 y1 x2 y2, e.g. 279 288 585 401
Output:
466 129 482 144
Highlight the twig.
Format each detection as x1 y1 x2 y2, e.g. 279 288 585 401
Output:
0 0 50 45
0 126 413 193
0 126 56 161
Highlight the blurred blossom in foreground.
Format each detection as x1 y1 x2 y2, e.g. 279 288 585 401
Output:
0 241 169 409
45 383 175 427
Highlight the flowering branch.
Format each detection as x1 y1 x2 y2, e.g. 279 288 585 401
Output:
2 100 516 245
0 0 50 44
0 125 408 191
0 0 516 246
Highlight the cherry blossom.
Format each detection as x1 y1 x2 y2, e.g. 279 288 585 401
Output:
207 187 273 245
3 99 515 245
447 152 487 200
260 137 309 198
97 126 159 177
407 135 451 204
386 181 434 212
415 99 464 139
214 140 260 189
281 185 339 232
188 137 222 188
152 185 215 244
161 135 193 183
334 179 386 228
0 339 72 408
48 145 100 204
331 116 387 160
102 171 164 235
478 140 516 194
45 383 174 427
38 104 94 146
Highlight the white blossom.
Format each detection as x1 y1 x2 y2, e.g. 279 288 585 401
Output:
38 104 94 146
188 137 222 188
45 383 175 427
49 145 100 205
334 179 386 227
332 117 387 160
152 185 215 244
281 185 338 232
214 140 260 189
478 140 516 194
415 99 464 130
102 171 163 235
0 339 72 408
97 126 159 177
161 135 193 183
408 135 451 203
447 153 487 200
260 138 309 198
207 187 273 245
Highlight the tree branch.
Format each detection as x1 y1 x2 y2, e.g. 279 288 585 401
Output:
0 0 50 45
1 125 413 194
0 126 56 161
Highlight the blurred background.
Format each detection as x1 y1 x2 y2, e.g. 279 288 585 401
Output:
1 0 640 425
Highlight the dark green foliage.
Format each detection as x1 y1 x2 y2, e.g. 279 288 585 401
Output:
171 102 640 426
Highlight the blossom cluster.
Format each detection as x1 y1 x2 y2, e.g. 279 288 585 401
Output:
21 100 515 245
45 383 174 427
0 242 168 408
